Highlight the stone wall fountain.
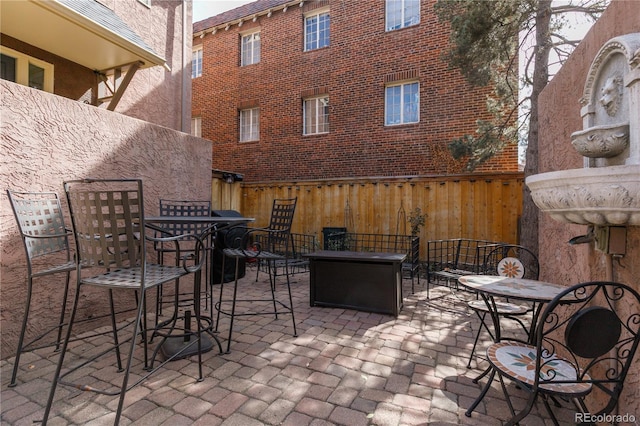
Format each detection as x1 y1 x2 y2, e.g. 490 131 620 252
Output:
526 33 640 228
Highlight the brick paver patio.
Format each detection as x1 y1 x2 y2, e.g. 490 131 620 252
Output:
1 267 576 425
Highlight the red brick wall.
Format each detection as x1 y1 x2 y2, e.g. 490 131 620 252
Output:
193 0 518 182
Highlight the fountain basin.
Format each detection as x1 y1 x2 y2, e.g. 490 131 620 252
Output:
526 165 640 226
570 124 629 158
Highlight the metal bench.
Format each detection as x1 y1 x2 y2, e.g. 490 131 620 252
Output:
426 238 503 297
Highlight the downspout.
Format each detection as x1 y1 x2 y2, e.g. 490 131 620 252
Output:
181 0 189 132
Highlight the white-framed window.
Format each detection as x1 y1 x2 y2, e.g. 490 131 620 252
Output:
192 46 203 78
304 10 330 51
239 108 259 142
191 117 202 137
241 32 261 66
385 81 419 125
0 47 54 92
137 0 151 7
385 0 420 31
303 96 329 135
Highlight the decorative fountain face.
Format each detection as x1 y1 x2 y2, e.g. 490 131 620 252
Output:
526 33 640 226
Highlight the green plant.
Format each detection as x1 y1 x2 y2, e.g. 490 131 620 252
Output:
408 207 426 236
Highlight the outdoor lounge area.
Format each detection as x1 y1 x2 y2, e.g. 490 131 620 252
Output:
1 268 579 425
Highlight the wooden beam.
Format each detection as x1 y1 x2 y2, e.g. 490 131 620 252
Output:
107 61 142 111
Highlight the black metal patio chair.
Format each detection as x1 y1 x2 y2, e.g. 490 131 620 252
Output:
154 199 212 315
485 281 640 425
6 190 76 388
42 178 208 425
215 197 298 353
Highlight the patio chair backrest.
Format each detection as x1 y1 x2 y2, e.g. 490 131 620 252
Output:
482 244 539 280
534 281 640 416
265 198 297 254
7 190 71 262
159 199 211 236
64 179 144 269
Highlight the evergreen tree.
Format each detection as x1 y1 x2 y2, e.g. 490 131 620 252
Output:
434 0 607 253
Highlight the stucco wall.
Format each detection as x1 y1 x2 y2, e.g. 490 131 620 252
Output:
106 0 192 132
0 80 212 359
537 0 640 415
0 0 191 132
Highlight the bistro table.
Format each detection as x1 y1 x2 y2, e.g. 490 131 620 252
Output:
144 215 254 361
457 274 569 417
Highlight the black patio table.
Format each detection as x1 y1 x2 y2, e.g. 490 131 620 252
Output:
144 215 254 360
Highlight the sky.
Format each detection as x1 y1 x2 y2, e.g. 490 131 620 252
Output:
193 0 254 22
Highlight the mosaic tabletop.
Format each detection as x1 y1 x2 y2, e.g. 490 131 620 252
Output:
458 275 567 303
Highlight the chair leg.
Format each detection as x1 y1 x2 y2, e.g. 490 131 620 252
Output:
54 271 72 351
467 311 495 369
9 277 34 387
498 373 538 426
465 368 496 417
284 269 298 337
113 290 150 425
42 280 83 424
225 258 241 354
156 250 165 318
10 270 72 388
541 394 561 426
193 271 205 381
214 256 226 333
267 260 279 319
270 259 297 336
108 290 124 372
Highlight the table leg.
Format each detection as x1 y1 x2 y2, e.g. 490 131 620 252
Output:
466 293 501 415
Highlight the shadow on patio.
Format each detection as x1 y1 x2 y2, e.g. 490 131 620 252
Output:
1 267 576 425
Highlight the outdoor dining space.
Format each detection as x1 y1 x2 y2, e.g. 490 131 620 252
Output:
2 266 587 426
2 180 639 426
2 1 640 424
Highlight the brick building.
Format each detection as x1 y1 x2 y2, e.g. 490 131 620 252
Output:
193 0 518 182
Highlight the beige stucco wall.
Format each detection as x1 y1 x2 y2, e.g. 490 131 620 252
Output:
537 0 639 415
0 80 212 359
104 0 192 132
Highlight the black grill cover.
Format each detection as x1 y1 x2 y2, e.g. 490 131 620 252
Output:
211 210 246 284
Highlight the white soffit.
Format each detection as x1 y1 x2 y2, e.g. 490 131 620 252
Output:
1 0 167 71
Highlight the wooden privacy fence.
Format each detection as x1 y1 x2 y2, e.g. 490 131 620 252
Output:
212 172 524 261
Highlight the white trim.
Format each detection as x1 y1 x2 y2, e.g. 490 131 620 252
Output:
240 31 261 66
192 45 203 78
384 81 420 126
303 96 330 135
239 107 260 142
191 116 202 137
0 46 54 92
385 0 420 32
304 10 330 51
